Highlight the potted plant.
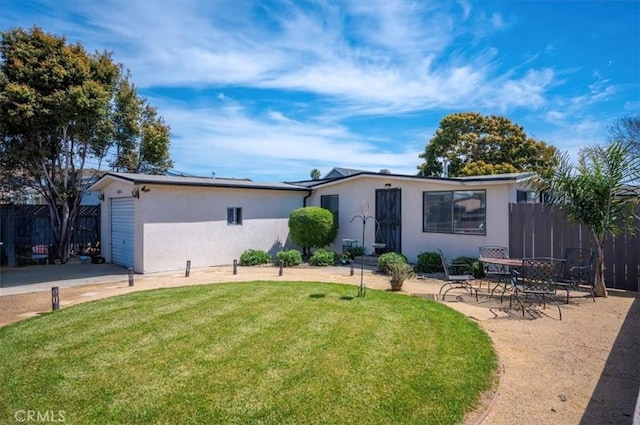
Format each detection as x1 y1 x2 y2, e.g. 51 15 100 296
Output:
388 262 415 291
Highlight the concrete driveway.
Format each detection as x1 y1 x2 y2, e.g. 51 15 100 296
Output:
0 262 131 296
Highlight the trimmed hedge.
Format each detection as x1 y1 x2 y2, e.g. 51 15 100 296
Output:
309 249 340 266
239 249 272 266
276 249 303 267
415 251 443 273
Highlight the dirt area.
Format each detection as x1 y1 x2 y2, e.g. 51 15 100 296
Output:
1 264 638 425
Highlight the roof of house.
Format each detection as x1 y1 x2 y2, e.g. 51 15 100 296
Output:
323 167 371 178
89 172 311 192
91 170 536 194
287 171 535 189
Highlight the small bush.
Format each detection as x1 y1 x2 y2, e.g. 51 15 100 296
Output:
389 262 416 286
309 249 339 266
239 249 272 266
344 246 364 259
415 251 442 273
378 252 408 275
276 249 303 267
452 256 484 278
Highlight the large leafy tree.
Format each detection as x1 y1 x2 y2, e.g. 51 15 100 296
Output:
111 74 172 174
0 26 172 262
534 141 639 297
418 112 558 178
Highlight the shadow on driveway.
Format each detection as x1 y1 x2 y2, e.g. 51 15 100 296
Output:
580 292 639 425
0 262 129 293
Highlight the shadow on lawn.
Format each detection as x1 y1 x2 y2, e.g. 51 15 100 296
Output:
580 293 639 425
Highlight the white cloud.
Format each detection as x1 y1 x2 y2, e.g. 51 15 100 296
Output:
2 0 635 180
155 98 420 180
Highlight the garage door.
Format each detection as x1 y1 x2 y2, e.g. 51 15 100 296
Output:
111 198 134 268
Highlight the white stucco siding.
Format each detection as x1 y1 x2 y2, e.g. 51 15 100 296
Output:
401 184 512 261
307 178 383 256
308 175 517 262
138 186 304 273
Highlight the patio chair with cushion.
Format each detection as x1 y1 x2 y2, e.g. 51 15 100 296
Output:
31 244 49 265
478 245 510 290
509 257 563 320
437 248 478 301
555 248 596 303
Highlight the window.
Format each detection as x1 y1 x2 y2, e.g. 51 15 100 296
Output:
227 207 242 225
321 194 339 223
423 190 486 235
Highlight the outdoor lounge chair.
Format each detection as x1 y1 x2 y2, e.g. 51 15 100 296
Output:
437 248 478 301
555 248 596 303
509 257 563 320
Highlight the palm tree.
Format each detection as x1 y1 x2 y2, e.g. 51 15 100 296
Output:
310 168 321 180
534 141 639 297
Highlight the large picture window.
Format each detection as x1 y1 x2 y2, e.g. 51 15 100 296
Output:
423 190 486 235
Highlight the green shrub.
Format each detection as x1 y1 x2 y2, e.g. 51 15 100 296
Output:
239 249 272 266
288 207 338 250
452 256 484 278
276 249 303 267
345 245 364 259
415 251 442 273
377 252 408 275
309 249 339 266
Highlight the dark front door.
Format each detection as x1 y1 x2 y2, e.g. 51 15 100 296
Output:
375 188 401 254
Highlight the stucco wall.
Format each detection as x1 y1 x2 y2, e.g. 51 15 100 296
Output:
139 186 304 273
307 175 523 262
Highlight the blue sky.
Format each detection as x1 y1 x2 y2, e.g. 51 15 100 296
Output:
2 0 639 182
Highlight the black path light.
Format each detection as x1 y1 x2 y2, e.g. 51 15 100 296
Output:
349 201 379 297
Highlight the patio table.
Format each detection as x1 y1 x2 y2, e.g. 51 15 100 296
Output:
479 257 524 296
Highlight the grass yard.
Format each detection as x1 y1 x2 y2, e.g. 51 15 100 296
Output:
0 281 497 424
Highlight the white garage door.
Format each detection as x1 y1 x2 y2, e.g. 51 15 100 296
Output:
111 198 134 268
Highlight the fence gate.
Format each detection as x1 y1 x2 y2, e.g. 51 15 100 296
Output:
0 204 100 267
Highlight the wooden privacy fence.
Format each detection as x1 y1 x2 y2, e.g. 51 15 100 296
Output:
0 204 100 267
509 203 640 291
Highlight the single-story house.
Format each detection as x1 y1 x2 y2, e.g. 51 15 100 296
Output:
89 170 536 274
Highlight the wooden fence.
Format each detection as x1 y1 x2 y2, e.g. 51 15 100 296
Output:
0 204 100 267
509 203 640 291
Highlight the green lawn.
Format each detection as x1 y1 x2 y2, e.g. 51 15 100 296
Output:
0 281 497 424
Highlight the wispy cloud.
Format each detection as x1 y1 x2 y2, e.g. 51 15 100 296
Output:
1 0 636 180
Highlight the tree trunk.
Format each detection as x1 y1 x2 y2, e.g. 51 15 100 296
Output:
592 238 608 298
47 193 81 264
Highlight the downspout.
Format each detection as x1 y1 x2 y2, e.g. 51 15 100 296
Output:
303 189 312 207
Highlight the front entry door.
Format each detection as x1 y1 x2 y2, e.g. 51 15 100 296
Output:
375 188 401 254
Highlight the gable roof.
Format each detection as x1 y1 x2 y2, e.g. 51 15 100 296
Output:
323 167 371 179
89 172 311 192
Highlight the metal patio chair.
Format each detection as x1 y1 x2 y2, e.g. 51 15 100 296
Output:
509 257 563 320
555 248 596 303
478 245 510 290
437 248 479 301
